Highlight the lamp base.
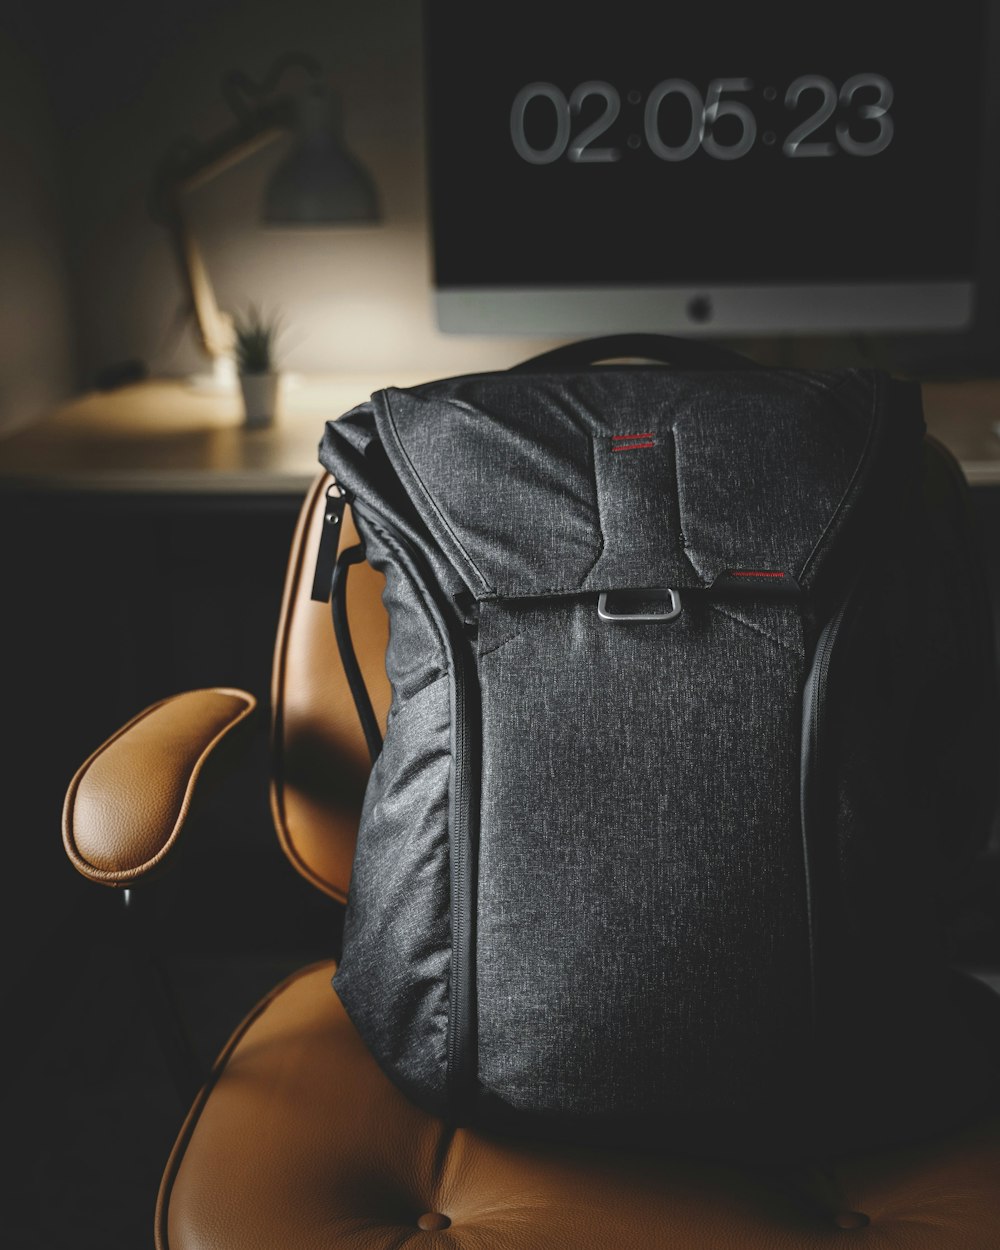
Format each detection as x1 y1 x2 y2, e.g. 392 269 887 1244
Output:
187 354 238 393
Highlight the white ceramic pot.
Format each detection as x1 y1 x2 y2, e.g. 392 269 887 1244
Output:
239 371 280 429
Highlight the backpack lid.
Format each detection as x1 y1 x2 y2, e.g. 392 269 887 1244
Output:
325 366 924 602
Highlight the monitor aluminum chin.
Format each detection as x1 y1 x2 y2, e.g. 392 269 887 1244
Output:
435 282 976 337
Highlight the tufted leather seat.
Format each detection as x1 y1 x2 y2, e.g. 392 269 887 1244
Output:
157 960 1000 1250
64 471 1000 1248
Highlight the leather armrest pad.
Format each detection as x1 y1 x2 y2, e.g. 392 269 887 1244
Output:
63 688 257 885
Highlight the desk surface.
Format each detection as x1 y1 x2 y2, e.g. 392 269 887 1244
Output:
2 371 1000 493
0 373 429 495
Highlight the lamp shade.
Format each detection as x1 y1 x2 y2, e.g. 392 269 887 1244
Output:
262 87 380 224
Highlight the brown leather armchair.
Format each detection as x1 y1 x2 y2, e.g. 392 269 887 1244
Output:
62 472 1000 1248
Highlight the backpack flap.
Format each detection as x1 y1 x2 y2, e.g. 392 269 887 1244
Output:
356 367 923 611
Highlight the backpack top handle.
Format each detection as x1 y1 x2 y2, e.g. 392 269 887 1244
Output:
508 333 761 373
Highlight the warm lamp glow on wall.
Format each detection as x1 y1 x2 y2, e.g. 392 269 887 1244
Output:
151 52 380 388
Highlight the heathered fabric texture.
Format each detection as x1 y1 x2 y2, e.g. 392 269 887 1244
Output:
318 362 1000 1158
332 524 453 1111
476 596 809 1116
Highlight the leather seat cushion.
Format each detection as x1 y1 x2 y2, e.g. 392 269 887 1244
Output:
158 962 1000 1249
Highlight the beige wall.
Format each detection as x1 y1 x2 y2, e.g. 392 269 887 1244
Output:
0 31 75 434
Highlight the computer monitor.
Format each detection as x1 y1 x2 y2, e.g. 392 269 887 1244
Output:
423 1 995 336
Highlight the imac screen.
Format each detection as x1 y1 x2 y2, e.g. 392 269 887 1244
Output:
424 1 990 334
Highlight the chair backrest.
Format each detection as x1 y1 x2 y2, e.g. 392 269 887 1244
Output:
270 471 390 901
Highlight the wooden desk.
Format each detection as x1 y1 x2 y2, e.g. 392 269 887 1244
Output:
0 373 429 495
1 372 999 494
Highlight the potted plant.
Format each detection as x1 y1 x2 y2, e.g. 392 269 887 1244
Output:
233 304 283 428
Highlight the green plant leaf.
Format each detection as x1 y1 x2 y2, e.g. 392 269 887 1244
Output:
232 303 283 374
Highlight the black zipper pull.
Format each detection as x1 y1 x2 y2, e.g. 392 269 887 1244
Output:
310 483 348 602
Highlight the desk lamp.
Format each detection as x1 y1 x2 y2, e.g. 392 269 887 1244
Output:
151 51 380 389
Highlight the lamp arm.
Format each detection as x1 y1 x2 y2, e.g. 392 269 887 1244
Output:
155 100 294 362
170 103 289 195
165 208 235 360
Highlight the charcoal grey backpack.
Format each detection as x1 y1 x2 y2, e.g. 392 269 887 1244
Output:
313 334 1000 1162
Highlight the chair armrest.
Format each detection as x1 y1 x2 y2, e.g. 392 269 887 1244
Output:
62 688 257 886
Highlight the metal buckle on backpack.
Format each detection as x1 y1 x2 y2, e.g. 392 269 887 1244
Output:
597 589 682 623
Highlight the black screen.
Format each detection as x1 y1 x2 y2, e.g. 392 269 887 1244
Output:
424 2 987 289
